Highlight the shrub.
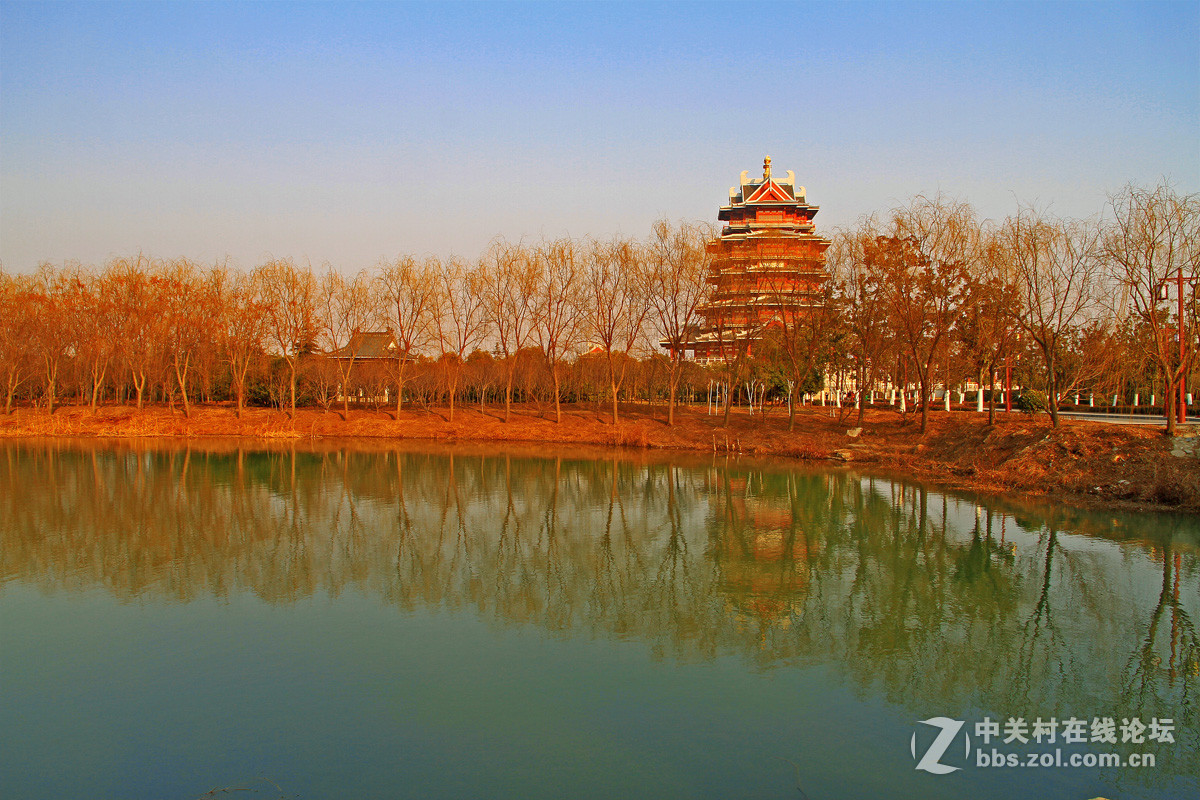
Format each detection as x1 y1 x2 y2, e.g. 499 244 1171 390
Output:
1016 390 1047 414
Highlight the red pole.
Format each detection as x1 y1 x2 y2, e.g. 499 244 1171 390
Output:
1180 266 1187 424
1005 357 1012 413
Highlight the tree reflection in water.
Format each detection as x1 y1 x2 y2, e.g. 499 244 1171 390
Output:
2 440 1196 786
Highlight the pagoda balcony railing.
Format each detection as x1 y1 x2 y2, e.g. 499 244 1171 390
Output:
706 264 826 275
744 265 825 273
707 272 824 281
706 283 822 291
698 299 827 313
726 244 825 252
709 259 825 267
710 261 825 271
703 297 825 305
701 289 824 299
705 275 825 288
699 304 826 315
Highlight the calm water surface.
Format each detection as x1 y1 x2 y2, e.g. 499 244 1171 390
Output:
0 440 1196 799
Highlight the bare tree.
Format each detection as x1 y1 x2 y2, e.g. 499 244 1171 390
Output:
641 220 711 425
160 258 210 418
830 227 885 427
464 349 498 411
317 267 374 418
303 353 339 414
26 264 79 413
708 309 760 427
879 196 977 433
1105 182 1200 434
0 269 35 413
1004 206 1114 427
584 236 649 424
107 254 163 409
68 267 121 412
253 257 317 418
376 255 439 416
960 225 1022 425
757 227 842 429
482 240 541 422
534 238 585 423
433 257 489 421
212 267 267 417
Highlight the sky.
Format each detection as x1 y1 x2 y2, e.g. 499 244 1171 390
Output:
1 1 1197 273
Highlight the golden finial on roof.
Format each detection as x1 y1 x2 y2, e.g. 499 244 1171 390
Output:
763 155 772 180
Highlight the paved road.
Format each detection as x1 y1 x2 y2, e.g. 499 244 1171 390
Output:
857 404 1193 427
1053 410 1194 426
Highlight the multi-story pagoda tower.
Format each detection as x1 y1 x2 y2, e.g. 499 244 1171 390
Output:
689 157 830 361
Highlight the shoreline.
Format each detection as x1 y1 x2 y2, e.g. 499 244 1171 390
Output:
2 402 1196 514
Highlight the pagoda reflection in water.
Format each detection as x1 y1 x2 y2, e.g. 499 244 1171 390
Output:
1 440 1197 768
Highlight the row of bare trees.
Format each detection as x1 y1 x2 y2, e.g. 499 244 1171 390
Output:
2 183 1196 431
0 221 711 424
811 182 1198 434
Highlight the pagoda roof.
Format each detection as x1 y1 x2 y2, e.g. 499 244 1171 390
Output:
718 157 824 235
724 157 810 206
742 177 796 204
725 181 806 208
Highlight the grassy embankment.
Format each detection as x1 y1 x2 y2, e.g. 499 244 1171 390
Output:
1 402 1196 512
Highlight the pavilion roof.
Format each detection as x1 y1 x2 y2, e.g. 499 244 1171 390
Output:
328 331 401 360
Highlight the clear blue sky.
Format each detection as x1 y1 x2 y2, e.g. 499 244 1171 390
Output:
2 1 1197 273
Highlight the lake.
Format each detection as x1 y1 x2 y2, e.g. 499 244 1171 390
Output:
1 440 1196 799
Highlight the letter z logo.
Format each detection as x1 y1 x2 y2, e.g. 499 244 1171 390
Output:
911 717 969 774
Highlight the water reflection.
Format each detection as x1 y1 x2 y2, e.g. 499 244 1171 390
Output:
2 440 1197 788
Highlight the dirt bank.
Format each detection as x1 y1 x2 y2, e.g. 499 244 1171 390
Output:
1 402 1196 513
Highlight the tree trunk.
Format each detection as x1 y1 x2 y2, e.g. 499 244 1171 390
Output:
666 360 680 427
90 361 107 413
505 366 514 423
1047 372 1059 428
605 353 620 425
395 358 407 416
42 354 57 414
856 364 867 426
549 352 561 422
175 356 191 419
918 373 930 433
987 365 997 426
231 357 248 418
1163 364 1177 436
288 359 297 419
